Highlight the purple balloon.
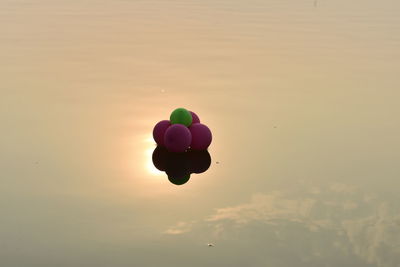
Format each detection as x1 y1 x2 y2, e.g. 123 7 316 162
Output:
189 111 200 124
153 120 171 146
189 123 212 150
164 124 192 153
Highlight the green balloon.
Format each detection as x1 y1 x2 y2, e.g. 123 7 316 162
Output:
170 108 193 126
167 173 191 185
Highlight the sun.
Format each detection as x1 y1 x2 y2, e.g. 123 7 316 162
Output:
143 137 164 177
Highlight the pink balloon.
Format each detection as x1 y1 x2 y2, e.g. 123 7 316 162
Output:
164 124 192 153
189 111 200 124
189 123 212 150
152 120 171 146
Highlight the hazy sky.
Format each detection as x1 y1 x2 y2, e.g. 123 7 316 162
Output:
1 1 400 266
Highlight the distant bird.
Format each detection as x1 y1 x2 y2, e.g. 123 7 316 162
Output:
207 243 214 247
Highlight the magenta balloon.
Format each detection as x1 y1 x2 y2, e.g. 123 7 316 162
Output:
164 124 192 153
153 120 171 146
189 123 212 150
189 111 200 124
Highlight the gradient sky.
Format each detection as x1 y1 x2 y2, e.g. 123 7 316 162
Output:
1 1 400 266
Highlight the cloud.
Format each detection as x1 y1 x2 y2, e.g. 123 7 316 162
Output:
163 183 400 266
206 192 316 226
163 221 194 235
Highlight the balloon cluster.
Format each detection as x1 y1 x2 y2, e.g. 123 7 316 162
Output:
153 108 212 153
152 146 211 185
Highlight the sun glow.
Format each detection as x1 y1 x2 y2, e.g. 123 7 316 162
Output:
144 137 164 177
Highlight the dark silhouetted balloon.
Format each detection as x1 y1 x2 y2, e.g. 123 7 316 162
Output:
152 146 169 171
167 173 191 185
165 152 191 176
189 150 211 174
151 146 212 185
